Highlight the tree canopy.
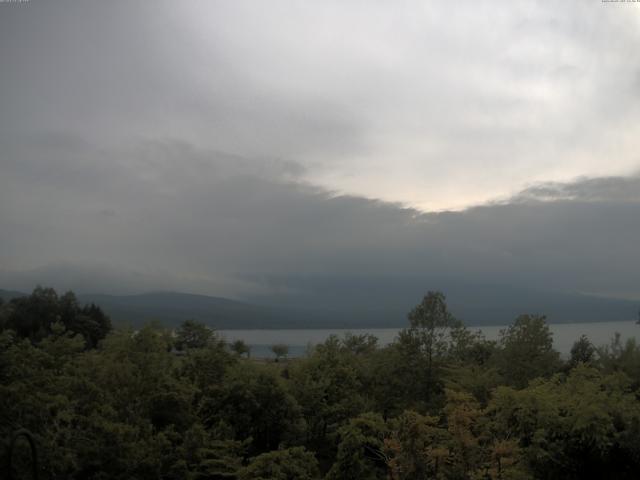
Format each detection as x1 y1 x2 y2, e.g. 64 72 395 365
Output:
2 287 640 479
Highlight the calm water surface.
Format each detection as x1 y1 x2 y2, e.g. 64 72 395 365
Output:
220 321 639 358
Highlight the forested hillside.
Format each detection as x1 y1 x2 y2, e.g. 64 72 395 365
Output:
2 288 640 479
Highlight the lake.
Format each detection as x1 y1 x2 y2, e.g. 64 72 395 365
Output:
220 320 640 358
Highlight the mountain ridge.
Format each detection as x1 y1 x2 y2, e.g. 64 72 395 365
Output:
1 287 638 329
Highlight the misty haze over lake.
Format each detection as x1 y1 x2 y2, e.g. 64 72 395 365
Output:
221 321 640 358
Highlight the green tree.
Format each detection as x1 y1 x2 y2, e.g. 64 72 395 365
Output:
200 364 301 454
1 288 111 348
448 324 496 366
403 292 460 401
568 334 595 369
289 336 365 462
488 366 640 479
496 314 560 388
407 292 459 374
384 410 451 480
0 297 7 331
384 292 460 409
341 332 378 355
442 389 484 478
238 447 320 480
369 337 430 415
175 319 215 350
231 339 251 358
271 343 289 361
326 413 388 480
59 292 112 349
173 423 245 479
4 286 60 342
597 333 640 382
180 338 236 392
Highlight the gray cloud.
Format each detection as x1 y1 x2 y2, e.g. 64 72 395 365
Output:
514 176 640 203
1 1 640 308
2 1 639 211
1 136 639 303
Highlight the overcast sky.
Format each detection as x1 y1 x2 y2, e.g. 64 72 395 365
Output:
1 1 639 303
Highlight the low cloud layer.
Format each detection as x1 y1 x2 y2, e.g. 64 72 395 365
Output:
1 1 639 306
1 137 639 303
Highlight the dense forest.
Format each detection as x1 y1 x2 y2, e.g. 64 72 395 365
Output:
2 287 640 479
